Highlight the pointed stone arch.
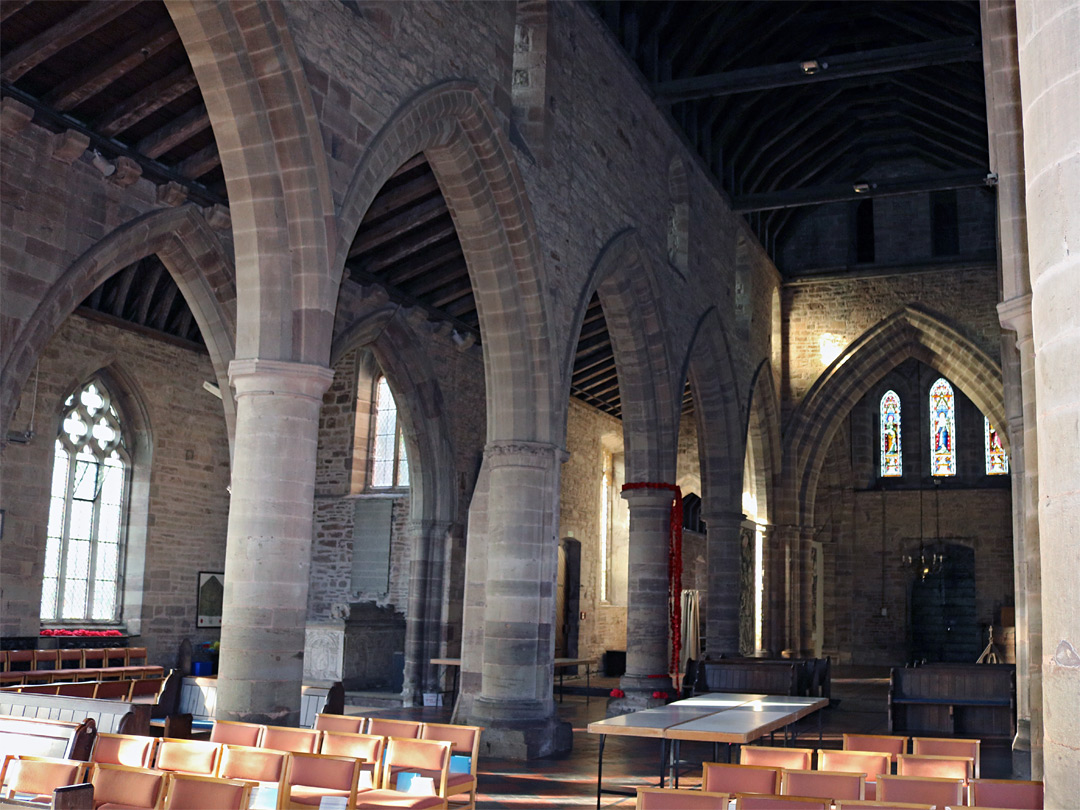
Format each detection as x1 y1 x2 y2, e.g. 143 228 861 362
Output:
166 0 336 363
1 205 237 443
336 80 555 443
330 301 459 703
564 228 679 482
785 304 1005 527
744 359 781 524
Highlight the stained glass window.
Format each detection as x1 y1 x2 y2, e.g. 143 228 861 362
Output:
371 376 409 488
42 380 127 622
880 390 902 477
929 378 956 476
985 416 1009 475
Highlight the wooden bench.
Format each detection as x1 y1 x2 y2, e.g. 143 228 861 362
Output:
889 664 1015 740
1 690 150 736
700 661 799 695
703 657 831 699
0 714 97 761
166 676 344 734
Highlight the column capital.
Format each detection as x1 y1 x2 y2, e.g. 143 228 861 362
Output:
998 294 1033 338
621 485 678 507
483 439 567 469
700 510 747 526
229 358 335 401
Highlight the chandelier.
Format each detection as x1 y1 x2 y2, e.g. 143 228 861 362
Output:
904 479 946 580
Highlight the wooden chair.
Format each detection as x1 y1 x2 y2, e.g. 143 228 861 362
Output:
279 752 361 810
835 802 935 809
91 732 159 768
367 718 423 739
968 778 1043 809
130 678 166 702
734 796 829 810
354 737 452 809
105 648 129 668
0 754 87 804
127 648 149 667
911 738 981 778
818 750 892 800
218 744 289 785
419 722 482 809
88 763 168 810
55 682 97 698
877 775 964 808
210 720 265 747
57 650 85 670
94 679 135 701
843 733 909 764
261 726 321 754
82 650 108 669
703 762 782 795
32 650 59 670
637 786 729 808
741 746 814 770
313 713 366 734
0 650 7 672
154 738 222 776
7 650 35 673
781 769 865 802
897 754 973 781
320 732 385 789
162 773 252 810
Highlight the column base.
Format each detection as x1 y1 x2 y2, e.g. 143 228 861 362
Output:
475 715 572 759
606 693 671 716
1012 719 1032 779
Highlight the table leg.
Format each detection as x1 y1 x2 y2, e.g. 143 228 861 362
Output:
559 667 564 703
596 734 605 810
659 739 668 788
586 663 591 704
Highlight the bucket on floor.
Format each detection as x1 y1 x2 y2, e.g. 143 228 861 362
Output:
192 661 212 676
422 692 442 707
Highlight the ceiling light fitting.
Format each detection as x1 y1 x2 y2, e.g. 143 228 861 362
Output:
853 182 875 194
91 150 116 177
800 60 825 75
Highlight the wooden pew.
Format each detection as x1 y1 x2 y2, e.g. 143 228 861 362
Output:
0 715 97 760
700 661 799 695
1 690 151 736
889 664 1015 740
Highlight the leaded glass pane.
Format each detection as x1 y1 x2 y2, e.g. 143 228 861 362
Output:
92 580 116 620
69 501 94 541
985 416 1009 475
51 442 70 496
63 413 88 440
72 459 99 501
43 536 61 579
396 433 409 486
98 504 120 544
880 390 902 477
96 541 119 581
80 384 104 414
62 577 87 619
67 539 90 579
101 459 124 506
930 378 956 476
40 579 58 621
372 459 394 488
47 494 67 540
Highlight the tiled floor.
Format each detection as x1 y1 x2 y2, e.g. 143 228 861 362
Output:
351 667 1009 809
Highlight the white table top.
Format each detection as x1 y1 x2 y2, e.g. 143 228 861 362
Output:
587 693 828 744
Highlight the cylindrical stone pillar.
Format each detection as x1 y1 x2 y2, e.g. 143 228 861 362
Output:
619 488 676 695
470 441 563 728
703 511 744 658
216 359 334 726
1016 0 1080 800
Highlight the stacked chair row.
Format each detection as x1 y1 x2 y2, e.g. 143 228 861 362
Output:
3 676 166 701
0 647 162 686
637 785 1040 810
1 754 253 809
87 716 481 809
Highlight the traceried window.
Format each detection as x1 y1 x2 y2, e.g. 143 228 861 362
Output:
370 376 409 488
929 378 956 476
880 390 903 477
985 416 1009 475
41 380 128 622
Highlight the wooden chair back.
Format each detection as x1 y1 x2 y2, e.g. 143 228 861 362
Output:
261 725 321 754
734 796 830 810
781 769 865 801
154 738 221 776
280 752 360 810
702 762 782 795
637 786 729 808
218 744 289 785
92 732 159 768
381 737 451 797
842 733 909 763
969 778 1043 810
911 737 981 778
88 763 167 810
313 713 366 734
741 746 814 770
163 773 252 810
210 720 264 747
897 754 973 781
877 774 964 808
0 754 86 803
367 718 422 739
320 732 384 788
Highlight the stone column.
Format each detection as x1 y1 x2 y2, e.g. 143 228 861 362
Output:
998 297 1042 778
466 440 568 758
216 359 334 726
401 518 450 706
617 488 677 701
703 511 744 658
1015 0 1080 800
795 526 816 657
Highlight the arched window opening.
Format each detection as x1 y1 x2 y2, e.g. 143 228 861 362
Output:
370 376 409 488
984 416 1009 475
929 378 956 476
880 390 902 477
42 380 129 622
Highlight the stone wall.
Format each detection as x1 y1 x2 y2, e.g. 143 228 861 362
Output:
1 313 231 664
